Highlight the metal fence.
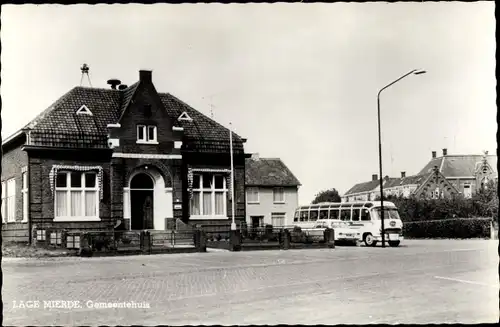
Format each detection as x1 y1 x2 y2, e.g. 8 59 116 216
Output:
149 231 196 249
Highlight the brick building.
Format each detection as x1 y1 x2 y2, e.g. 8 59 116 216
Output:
1 70 247 243
342 148 497 202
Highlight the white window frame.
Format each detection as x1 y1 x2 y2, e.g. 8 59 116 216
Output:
463 184 472 199
22 169 28 222
190 173 228 219
271 212 286 227
6 179 16 223
1 181 6 223
54 171 100 222
273 187 285 204
136 125 158 144
246 187 260 204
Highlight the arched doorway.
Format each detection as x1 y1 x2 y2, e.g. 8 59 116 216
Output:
130 173 154 230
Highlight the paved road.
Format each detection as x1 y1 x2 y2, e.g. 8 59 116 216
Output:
2 240 498 325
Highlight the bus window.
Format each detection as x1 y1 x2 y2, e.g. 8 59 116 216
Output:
319 209 328 220
361 208 370 221
352 209 360 221
300 210 309 222
340 209 351 221
310 210 319 221
294 211 299 222
330 209 339 220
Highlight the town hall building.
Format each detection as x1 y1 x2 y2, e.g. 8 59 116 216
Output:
1 70 248 243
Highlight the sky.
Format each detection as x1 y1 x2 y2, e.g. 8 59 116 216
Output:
1 2 497 205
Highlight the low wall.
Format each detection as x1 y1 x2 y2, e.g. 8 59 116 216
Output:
2 222 29 243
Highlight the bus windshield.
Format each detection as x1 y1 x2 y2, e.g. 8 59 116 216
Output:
372 208 401 220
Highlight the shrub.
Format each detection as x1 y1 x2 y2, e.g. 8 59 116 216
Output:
403 218 492 239
377 193 497 223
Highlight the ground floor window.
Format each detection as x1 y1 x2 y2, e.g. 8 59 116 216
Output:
271 212 285 227
55 171 99 221
3 179 17 223
190 173 227 217
463 184 472 198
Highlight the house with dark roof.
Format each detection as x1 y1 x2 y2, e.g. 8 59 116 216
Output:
341 148 496 202
245 154 301 228
1 70 248 243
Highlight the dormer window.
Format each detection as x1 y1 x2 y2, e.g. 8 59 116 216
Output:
76 105 93 116
178 111 193 121
137 125 158 144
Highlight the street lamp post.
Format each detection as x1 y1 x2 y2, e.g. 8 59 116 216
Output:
229 122 237 231
377 69 426 248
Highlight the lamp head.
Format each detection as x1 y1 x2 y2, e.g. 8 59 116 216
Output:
414 70 427 75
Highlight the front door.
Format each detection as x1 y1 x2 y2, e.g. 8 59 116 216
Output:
251 216 263 229
130 173 155 230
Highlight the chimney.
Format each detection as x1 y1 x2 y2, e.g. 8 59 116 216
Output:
432 151 436 159
107 79 121 90
442 148 448 156
139 70 152 83
251 153 260 160
401 171 406 178
372 174 378 181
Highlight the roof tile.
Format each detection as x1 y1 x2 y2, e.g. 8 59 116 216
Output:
245 158 301 186
18 83 244 153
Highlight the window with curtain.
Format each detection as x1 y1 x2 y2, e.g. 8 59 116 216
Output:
6 179 16 222
190 173 227 217
271 212 285 227
247 187 259 203
55 171 99 220
273 187 285 203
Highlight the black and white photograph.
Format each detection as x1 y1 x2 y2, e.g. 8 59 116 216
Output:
0 2 498 325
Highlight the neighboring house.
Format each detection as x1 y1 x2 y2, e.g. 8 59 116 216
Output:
1 70 247 243
245 154 301 228
417 149 497 198
342 148 496 202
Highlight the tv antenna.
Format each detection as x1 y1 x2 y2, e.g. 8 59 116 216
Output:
202 94 216 119
80 63 93 87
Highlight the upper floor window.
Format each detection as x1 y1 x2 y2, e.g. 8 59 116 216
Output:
190 173 227 217
273 187 285 203
247 187 259 203
137 125 157 144
55 171 99 221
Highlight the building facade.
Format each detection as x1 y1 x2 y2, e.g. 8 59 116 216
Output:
1 70 248 243
342 148 497 202
245 154 301 228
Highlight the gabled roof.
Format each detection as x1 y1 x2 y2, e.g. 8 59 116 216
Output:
413 169 460 196
159 93 244 154
384 174 428 188
6 81 244 153
343 179 380 195
27 87 121 149
418 154 498 177
245 157 301 187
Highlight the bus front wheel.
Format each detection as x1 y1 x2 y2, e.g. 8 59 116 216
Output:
388 240 400 247
363 233 377 247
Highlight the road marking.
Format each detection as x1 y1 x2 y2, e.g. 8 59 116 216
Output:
434 276 498 288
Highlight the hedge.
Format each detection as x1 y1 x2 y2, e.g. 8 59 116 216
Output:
376 180 499 223
403 218 493 239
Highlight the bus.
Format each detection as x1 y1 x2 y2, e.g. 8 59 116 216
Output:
292 201 404 247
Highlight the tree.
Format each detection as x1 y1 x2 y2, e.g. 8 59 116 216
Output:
312 188 341 204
